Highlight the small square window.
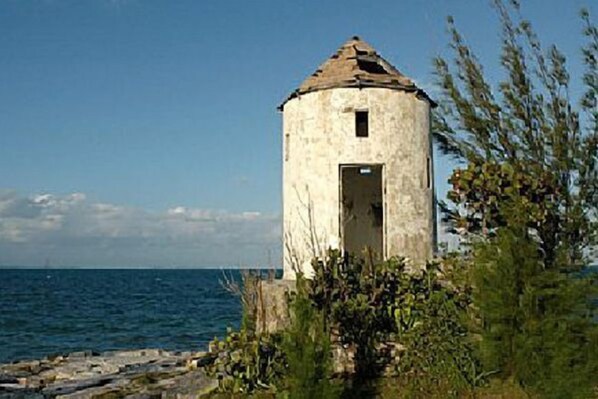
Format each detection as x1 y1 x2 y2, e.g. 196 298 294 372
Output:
355 111 368 137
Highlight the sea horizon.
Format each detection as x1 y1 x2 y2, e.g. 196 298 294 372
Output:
0 269 248 363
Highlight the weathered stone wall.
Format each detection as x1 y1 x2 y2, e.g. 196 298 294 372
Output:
255 279 294 335
282 87 435 279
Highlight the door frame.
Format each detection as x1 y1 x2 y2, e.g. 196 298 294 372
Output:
338 163 386 259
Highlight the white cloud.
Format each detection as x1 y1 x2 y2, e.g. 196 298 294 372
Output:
0 189 281 268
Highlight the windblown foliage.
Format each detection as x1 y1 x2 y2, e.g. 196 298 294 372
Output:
435 2 598 396
435 0 597 270
472 201 598 398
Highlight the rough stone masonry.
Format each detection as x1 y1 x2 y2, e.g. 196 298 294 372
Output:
280 36 437 279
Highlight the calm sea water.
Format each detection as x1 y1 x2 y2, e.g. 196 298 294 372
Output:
0 269 248 364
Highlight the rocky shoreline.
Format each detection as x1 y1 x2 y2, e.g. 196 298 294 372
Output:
0 349 218 399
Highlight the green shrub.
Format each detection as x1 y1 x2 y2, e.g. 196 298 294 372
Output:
311 252 406 377
210 252 483 397
209 270 286 394
208 328 286 394
310 251 481 395
281 275 340 399
472 220 598 398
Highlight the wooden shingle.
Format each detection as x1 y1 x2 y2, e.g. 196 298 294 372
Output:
279 36 435 110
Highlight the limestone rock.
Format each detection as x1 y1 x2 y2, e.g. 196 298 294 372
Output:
0 349 218 398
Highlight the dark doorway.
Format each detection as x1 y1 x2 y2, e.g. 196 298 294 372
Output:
340 165 384 260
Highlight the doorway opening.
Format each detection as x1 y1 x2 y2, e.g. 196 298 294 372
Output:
340 164 384 261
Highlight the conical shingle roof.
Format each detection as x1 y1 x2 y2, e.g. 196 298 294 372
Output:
279 36 435 109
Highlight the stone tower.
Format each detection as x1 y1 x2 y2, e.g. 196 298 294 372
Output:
280 36 436 279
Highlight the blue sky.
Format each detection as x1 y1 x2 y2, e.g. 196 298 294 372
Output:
0 0 594 267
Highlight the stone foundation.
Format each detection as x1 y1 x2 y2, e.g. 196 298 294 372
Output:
255 279 294 335
256 278 405 377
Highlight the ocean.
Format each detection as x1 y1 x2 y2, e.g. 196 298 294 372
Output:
1 267 594 365
0 269 248 364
